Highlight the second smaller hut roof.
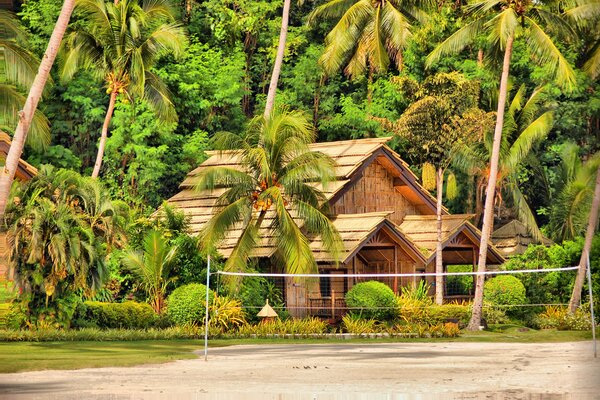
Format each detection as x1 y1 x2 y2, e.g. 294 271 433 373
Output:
492 220 553 257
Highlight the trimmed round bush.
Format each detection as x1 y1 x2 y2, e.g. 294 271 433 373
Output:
483 276 526 313
345 281 396 321
167 284 213 326
74 301 157 329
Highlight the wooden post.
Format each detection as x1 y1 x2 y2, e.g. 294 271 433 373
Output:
331 289 335 319
393 245 398 294
471 246 477 295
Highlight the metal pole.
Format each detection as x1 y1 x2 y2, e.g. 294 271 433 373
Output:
204 255 211 362
586 254 596 358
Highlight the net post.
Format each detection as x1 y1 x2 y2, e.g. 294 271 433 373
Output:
204 255 211 362
586 254 597 358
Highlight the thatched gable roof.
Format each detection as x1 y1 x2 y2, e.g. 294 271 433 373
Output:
492 220 553 257
0 132 38 182
166 137 440 243
399 215 504 264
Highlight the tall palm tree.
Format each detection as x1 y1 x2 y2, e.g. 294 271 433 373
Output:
427 1 576 330
195 109 342 290
307 0 432 79
547 143 600 242
122 230 177 314
0 11 51 153
454 85 553 240
0 0 75 221
264 0 292 118
568 164 600 313
60 0 186 178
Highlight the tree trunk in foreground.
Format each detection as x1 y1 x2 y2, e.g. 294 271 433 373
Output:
263 0 291 118
568 165 600 313
91 90 118 178
435 167 444 305
467 34 514 331
0 0 75 220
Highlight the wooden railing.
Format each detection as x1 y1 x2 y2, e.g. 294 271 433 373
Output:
308 296 347 319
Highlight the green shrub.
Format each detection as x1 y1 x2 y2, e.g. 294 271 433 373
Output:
483 276 527 314
397 297 432 324
0 326 204 341
209 296 246 333
235 317 328 337
533 306 592 331
167 283 213 326
238 276 284 323
345 281 397 321
74 301 157 329
482 302 509 324
429 303 471 327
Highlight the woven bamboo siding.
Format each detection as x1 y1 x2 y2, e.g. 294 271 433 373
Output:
331 160 417 225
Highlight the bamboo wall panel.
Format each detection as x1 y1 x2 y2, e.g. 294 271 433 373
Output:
331 160 417 225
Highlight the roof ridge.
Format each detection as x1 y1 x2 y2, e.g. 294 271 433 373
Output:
332 211 394 219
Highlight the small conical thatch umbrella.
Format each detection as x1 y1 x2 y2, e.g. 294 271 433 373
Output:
257 299 278 323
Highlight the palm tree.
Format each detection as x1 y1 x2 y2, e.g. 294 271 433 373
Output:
0 11 51 153
0 0 75 221
307 0 432 79
454 85 553 240
195 109 342 291
60 0 186 178
264 0 292 117
568 164 600 313
7 166 118 326
547 143 600 242
427 2 576 329
122 230 177 314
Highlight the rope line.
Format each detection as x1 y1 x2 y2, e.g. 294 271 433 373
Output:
214 266 579 278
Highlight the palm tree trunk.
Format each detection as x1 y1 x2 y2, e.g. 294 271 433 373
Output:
263 0 291 118
91 91 117 178
0 0 75 220
467 34 514 331
568 165 600 313
435 167 444 305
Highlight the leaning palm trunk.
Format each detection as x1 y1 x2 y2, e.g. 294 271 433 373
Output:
0 0 75 220
435 167 444 305
263 0 291 118
568 165 600 313
91 91 117 178
467 34 514 331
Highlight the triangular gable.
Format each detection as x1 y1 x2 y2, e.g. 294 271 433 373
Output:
398 215 504 265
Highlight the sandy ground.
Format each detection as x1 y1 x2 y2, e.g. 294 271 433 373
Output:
0 341 599 400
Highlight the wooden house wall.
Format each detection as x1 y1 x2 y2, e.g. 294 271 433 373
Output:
330 160 417 226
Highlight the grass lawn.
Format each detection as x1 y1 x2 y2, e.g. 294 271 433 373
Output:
0 327 593 374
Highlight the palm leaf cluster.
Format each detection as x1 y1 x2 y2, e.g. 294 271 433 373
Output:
0 10 50 152
426 0 577 91
453 85 553 240
195 110 342 288
308 0 433 78
567 0 600 79
61 0 185 121
121 230 177 313
7 165 125 306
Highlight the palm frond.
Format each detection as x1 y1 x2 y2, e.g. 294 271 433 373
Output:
485 7 519 50
143 70 177 123
525 17 577 92
426 16 486 67
307 0 361 23
504 111 552 172
583 43 600 79
509 181 545 242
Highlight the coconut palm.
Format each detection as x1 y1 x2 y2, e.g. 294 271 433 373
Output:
568 163 600 313
122 230 177 314
0 1 74 221
264 0 292 117
195 109 342 290
454 85 553 241
427 0 577 331
60 0 186 178
307 0 432 79
547 143 600 242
